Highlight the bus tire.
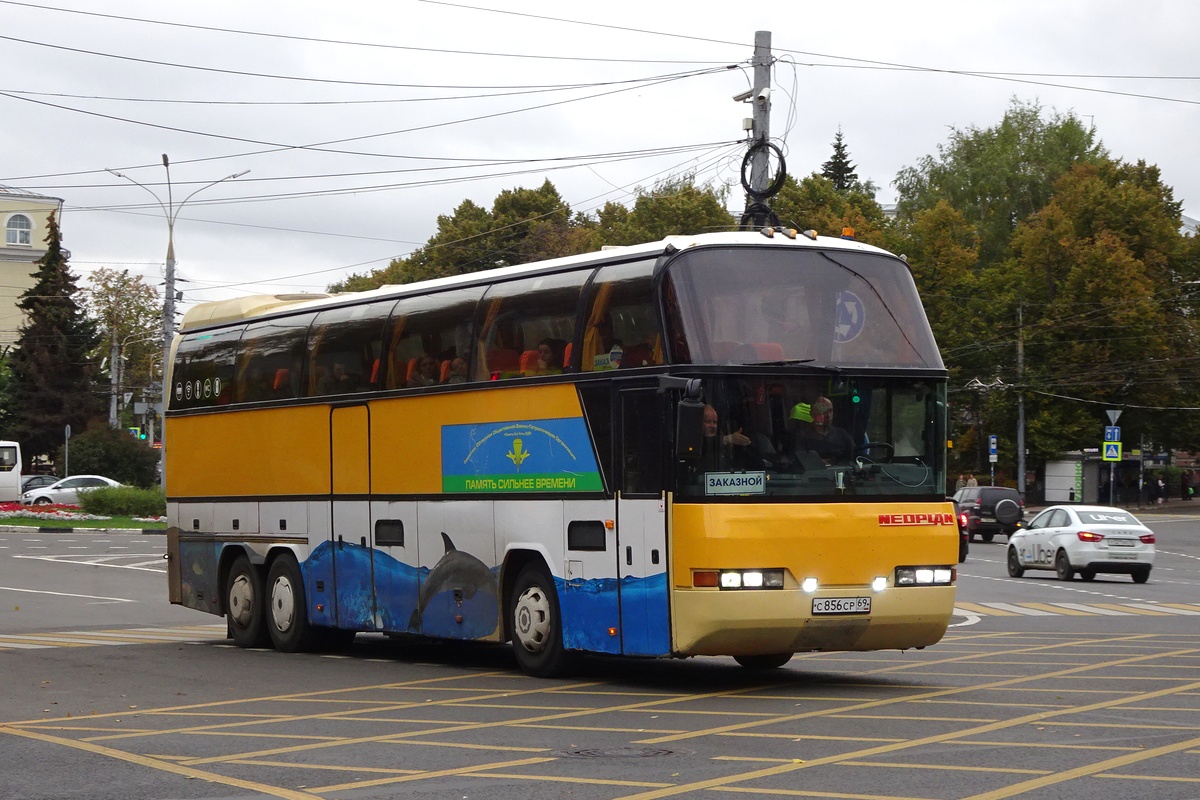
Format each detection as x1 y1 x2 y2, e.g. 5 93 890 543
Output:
266 554 318 652
734 653 792 670
510 563 574 678
226 554 269 648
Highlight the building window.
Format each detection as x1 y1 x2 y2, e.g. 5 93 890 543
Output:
6 214 32 246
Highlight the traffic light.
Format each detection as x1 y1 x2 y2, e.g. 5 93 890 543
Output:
127 426 147 440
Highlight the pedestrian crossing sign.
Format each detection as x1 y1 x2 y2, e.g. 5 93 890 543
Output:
1102 442 1122 461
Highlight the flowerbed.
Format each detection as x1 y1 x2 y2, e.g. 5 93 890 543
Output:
0 501 112 522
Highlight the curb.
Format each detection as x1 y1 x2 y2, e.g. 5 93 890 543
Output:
0 525 164 535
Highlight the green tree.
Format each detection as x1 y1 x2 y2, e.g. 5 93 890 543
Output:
771 174 888 246
1006 160 1200 459
606 174 732 245
83 268 162 423
820 127 859 191
5 212 102 465
67 423 159 487
894 98 1105 265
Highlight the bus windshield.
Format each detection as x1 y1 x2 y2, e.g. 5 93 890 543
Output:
664 246 943 369
677 374 946 500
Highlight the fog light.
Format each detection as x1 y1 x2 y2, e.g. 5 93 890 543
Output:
872 576 888 592
801 577 818 593
720 572 742 589
742 571 764 588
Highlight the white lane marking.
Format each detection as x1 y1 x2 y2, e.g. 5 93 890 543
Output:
1127 603 1200 615
0 585 134 602
1050 603 1130 615
978 602 1057 616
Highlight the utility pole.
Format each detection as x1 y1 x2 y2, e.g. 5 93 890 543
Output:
736 32 781 229
749 31 772 195
1016 304 1026 495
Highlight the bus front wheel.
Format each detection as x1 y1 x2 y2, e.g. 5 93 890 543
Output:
266 554 318 652
509 564 575 678
226 555 269 648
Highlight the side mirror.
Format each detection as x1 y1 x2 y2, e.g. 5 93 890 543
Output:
676 398 704 459
659 376 704 459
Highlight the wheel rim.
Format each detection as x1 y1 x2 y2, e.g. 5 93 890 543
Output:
228 573 255 627
513 584 552 653
1008 550 1020 573
270 575 295 634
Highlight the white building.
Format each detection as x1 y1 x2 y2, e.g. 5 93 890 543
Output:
1 186 64 350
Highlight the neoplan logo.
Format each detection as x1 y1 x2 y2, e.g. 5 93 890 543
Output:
878 513 956 526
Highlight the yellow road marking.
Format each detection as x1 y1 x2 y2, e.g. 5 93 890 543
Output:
0 725 323 800
960 734 1200 799
610 643 1199 800
308 756 555 792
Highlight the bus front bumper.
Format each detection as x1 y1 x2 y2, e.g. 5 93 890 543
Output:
672 585 955 656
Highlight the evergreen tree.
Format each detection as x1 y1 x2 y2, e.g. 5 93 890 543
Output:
821 128 859 191
5 212 102 465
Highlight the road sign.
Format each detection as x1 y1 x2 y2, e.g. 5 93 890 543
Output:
988 434 997 455
1104 426 1121 442
1102 442 1123 462
1106 409 1122 425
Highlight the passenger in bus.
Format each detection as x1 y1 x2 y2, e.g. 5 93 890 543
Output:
317 361 357 394
789 396 855 465
533 338 564 374
240 364 273 402
408 355 440 387
445 357 468 384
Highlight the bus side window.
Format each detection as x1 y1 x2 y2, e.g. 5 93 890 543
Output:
175 325 242 409
580 259 658 372
239 315 313 402
386 288 484 388
306 300 393 397
475 271 586 381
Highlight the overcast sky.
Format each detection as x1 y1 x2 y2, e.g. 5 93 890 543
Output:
3 0 1197 316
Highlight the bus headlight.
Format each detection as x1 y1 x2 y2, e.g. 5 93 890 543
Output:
871 576 888 592
894 566 955 586
700 568 787 587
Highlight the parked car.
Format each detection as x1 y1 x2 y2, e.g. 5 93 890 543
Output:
953 486 1024 542
1007 505 1155 583
20 475 121 505
20 474 58 493
948 496 969 562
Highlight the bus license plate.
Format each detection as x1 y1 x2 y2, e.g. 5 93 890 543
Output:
812 597 871 615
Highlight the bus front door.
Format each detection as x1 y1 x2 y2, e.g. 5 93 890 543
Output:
616 387 670 656
330 404 376 631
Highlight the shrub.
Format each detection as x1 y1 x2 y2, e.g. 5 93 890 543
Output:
80 485 165 517
66 423 160 487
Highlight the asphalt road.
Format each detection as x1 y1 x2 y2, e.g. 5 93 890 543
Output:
1 511 1198 800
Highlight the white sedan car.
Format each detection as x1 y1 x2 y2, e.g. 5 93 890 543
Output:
1006 505 1155 583
20 475 121 505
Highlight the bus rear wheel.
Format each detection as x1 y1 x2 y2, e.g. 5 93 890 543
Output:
226 554 269 648
509 563 575 678
266 554 318 652
734 653 792 670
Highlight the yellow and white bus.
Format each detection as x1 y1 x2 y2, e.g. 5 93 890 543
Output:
166 229 957 676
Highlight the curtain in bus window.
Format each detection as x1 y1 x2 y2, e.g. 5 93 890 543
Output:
582 282 614 371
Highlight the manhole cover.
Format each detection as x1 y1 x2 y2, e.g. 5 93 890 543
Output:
558 747 684 759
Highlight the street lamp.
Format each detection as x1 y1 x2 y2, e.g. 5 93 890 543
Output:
106 155 249 488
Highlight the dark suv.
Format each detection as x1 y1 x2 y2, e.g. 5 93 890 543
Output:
953 486 1024 542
